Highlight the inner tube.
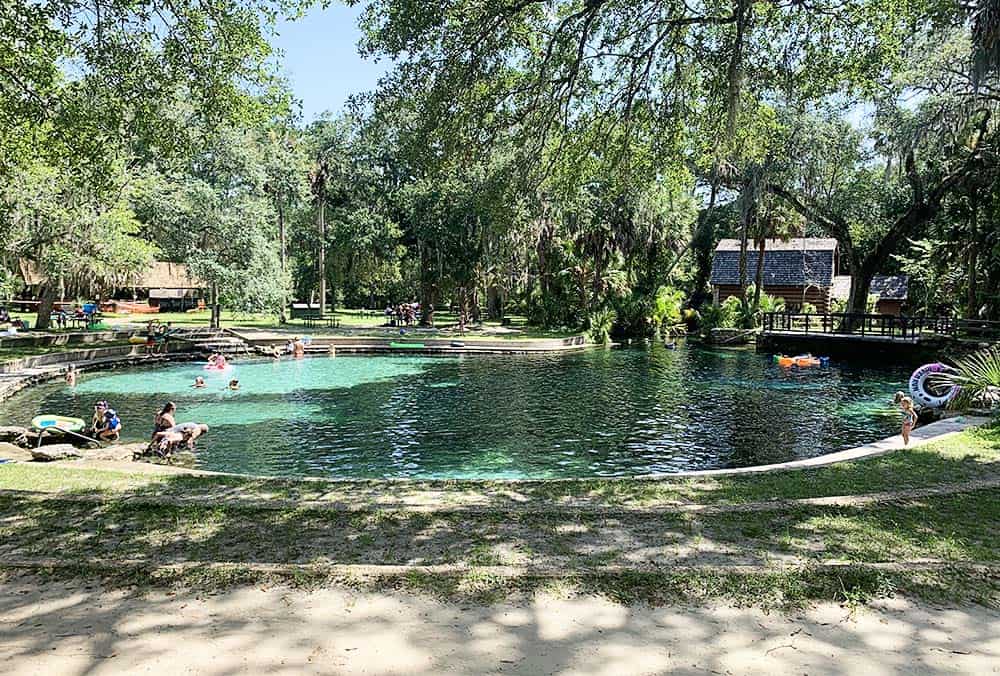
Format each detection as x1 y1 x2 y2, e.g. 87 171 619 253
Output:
30 415 86 432
908 363 959 408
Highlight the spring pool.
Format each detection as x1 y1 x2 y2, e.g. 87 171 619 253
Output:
2 346 910 479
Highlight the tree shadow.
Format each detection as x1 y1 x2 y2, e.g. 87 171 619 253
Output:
0 570 997 675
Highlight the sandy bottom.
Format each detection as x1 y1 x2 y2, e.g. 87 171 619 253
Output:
1 579 997 675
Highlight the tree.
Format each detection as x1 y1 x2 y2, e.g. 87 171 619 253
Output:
137 125 289 327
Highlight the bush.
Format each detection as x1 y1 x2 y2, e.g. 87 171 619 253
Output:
700 296 741 331
587 308 617 345
650 286 684 333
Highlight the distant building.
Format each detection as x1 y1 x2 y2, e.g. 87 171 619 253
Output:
830 275 909 316
14 260 204 311
709 238 840 311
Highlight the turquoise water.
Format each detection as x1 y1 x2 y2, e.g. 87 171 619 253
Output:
2 347 909 479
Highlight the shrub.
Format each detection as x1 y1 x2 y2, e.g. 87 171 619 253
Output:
650 286 684 333
587 308 617 345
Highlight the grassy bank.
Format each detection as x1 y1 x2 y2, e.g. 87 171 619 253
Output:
0 423 996 608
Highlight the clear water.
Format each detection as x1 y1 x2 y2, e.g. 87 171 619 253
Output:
2 346 909 479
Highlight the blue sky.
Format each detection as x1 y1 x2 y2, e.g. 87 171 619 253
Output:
272 3 390 123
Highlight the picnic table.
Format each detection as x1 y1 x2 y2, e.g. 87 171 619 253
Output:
53 313 102 330
302 314 341 329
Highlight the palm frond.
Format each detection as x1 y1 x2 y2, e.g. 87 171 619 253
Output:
930 346 1000 409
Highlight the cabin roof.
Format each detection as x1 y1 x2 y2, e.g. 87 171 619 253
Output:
710 238 838 287
18 261 202 289
830 275 909 301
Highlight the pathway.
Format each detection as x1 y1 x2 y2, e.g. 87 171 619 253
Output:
0 578 996 675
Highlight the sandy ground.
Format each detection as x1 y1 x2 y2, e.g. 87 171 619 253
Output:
1 579 997 675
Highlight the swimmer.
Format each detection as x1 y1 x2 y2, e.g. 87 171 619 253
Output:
65 364 77 386
228 379 240 391
192 376 206 388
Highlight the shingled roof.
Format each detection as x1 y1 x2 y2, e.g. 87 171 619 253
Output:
831 275 909 301
710 238 839 287
869 275 909 300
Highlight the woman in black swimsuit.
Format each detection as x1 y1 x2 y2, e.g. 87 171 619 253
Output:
153 402 177 437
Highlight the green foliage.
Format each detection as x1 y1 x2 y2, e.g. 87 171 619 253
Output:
801 302 818 315
934 347 1000 410
650 286 685 332
700 297 742 331
587 308 617 345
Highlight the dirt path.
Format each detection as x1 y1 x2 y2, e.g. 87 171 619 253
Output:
0 577 996 675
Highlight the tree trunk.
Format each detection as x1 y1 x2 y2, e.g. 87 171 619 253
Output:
210 282 221 328
753 237 766 307
278 201 286 275
487 286 502 320
318 198 327 316
34 282 58 330
737 205 751 325
967 190 979 319
847 266 875 317
419 242 436 326
278 200 288 323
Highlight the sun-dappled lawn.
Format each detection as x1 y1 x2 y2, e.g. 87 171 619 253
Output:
0 422 997 607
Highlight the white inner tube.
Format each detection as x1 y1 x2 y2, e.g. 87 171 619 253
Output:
908 363 959 408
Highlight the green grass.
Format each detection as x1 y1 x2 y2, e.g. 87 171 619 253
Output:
0 421 997 607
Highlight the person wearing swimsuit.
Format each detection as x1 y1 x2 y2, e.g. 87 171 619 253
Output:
153 402 177 438
900 396 918 446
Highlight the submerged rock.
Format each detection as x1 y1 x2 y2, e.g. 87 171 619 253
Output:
30 444 83 462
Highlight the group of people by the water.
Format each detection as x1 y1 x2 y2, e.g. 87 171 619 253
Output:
144 320 175 354
385 302 420 327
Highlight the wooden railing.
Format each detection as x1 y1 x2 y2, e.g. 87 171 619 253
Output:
761 312 1000 341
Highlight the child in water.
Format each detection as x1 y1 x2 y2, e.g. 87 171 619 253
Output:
64 364 77 386
228 379 240 391
192 376 206 388
900 396 918 446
